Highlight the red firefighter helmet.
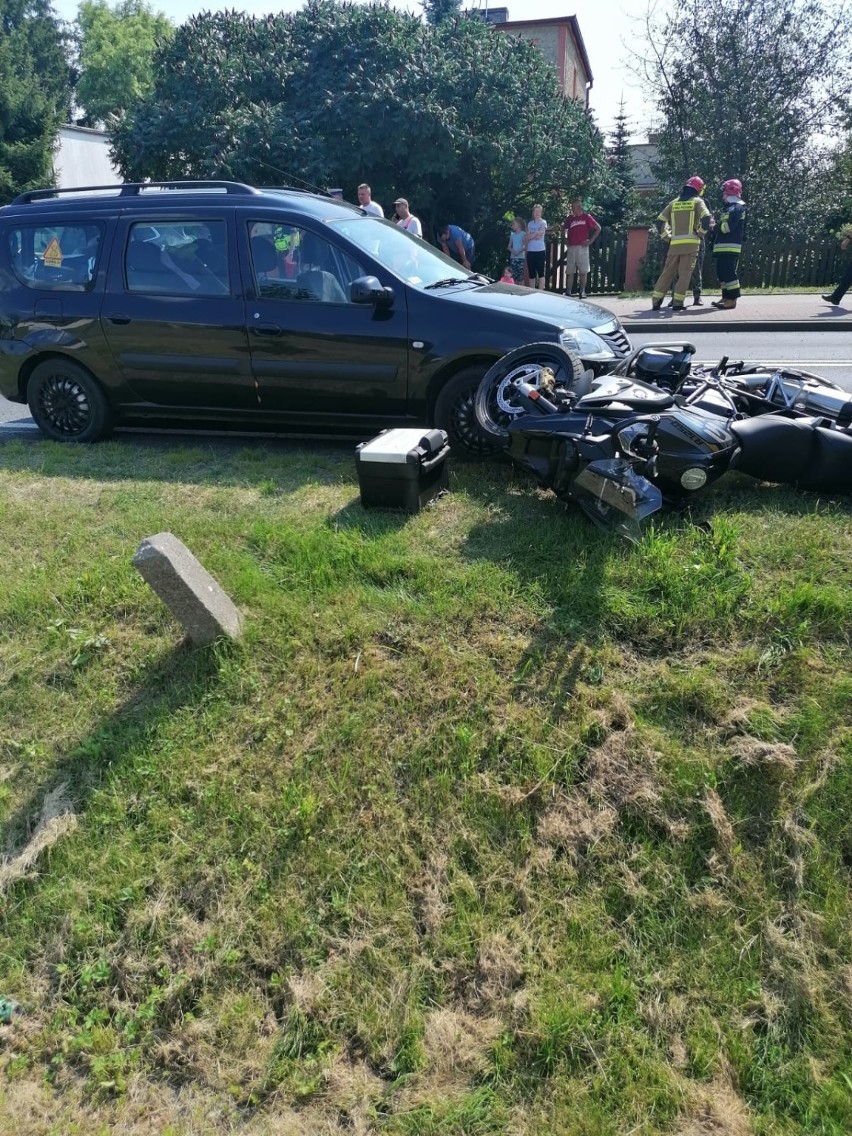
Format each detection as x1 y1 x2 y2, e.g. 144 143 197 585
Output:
721 178 743 197
685 176 705 194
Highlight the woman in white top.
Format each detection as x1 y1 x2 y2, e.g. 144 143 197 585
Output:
525 203 548 290
394 198 422 238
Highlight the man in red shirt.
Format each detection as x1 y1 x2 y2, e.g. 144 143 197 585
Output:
561 199 601 299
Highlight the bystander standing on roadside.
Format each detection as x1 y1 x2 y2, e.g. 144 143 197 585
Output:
507 215 526 285
561 198 600 299
526 204 548 290
822 225 852 307
357 183 384 217
394 198 422 237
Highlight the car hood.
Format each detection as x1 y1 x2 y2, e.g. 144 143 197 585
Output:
434 282 618 329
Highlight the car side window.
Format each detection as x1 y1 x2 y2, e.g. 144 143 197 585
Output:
125 221 229 296
7 223 103 291
248 222 365 303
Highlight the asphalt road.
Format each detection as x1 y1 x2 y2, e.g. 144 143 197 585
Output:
2 330 851 436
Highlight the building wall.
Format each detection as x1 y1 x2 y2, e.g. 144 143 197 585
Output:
627 140 660 195
495 20 590 104
53 125 122 189
512 24 561 72
562 31 586 102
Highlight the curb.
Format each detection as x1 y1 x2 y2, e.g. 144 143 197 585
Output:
622 319 852 334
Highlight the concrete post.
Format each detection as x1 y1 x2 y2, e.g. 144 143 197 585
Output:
133 532 244 646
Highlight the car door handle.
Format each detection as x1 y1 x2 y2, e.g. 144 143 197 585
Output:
252 323 283 337
107 312 132 325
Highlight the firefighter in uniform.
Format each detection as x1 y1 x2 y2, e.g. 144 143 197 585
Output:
273 225 301 278
651 176 712 311
711 178 746 310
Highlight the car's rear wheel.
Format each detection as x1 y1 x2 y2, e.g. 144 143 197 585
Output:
27 359 114 443
433 365 501 458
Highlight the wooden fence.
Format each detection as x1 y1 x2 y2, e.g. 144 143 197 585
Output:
622 231 843 293
546 229 627 294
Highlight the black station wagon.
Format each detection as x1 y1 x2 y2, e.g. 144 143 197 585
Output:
0 181 632 453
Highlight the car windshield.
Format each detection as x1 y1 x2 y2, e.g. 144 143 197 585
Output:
328 216 470 289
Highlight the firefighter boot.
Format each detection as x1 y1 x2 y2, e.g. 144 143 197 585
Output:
711 298 737 310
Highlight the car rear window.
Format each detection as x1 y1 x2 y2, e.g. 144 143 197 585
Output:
125 220 229 296
6 222 103 291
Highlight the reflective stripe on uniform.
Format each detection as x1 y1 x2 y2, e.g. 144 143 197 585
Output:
713 243 742 254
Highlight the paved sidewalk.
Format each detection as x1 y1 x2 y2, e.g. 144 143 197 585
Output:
593 293 852 333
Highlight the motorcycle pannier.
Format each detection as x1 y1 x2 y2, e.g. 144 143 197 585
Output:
356 428 450 513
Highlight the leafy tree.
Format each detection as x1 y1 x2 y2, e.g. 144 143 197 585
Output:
423 0 462 24
0 0 71 203
594 97 640 229
74 0 173 126
636 0 852 236
113 1 611 269
823 116 852 234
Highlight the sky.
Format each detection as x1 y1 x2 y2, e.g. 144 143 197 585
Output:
53 0 656 140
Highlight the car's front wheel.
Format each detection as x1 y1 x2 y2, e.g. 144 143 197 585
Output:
27 359 114 443
433 365 501 458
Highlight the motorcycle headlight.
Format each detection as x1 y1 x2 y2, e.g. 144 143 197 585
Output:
559 327 616 361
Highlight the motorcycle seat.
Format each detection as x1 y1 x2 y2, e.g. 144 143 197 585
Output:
729 416 818 481
795 427 852 492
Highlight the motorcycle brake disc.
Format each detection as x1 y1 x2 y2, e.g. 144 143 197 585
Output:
496 363 548 415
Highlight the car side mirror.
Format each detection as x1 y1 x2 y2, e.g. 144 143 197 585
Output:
351 275 394 308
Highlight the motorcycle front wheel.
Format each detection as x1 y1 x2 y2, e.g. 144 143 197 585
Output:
474 342 586 442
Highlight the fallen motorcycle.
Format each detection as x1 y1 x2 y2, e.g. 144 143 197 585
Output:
474 342 852 539
608 340 852 427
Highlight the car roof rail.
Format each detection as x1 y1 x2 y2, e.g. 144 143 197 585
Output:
12 180 262 204
258 185 318 195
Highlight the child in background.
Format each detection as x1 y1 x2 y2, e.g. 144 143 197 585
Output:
507 216 526 285
499 265 514 283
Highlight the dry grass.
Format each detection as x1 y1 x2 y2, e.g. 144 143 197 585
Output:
703 787 736 858
675 1080 753 1136
0 783 76 895
727 736 799 775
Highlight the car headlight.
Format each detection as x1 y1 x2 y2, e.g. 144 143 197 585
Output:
559 327 616 361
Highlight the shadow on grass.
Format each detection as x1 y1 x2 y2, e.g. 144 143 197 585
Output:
456 463 622 715
2 641 224 855
329 495 416 536
0 432 358 492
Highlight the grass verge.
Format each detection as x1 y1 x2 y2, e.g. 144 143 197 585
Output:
0 436 851 1135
